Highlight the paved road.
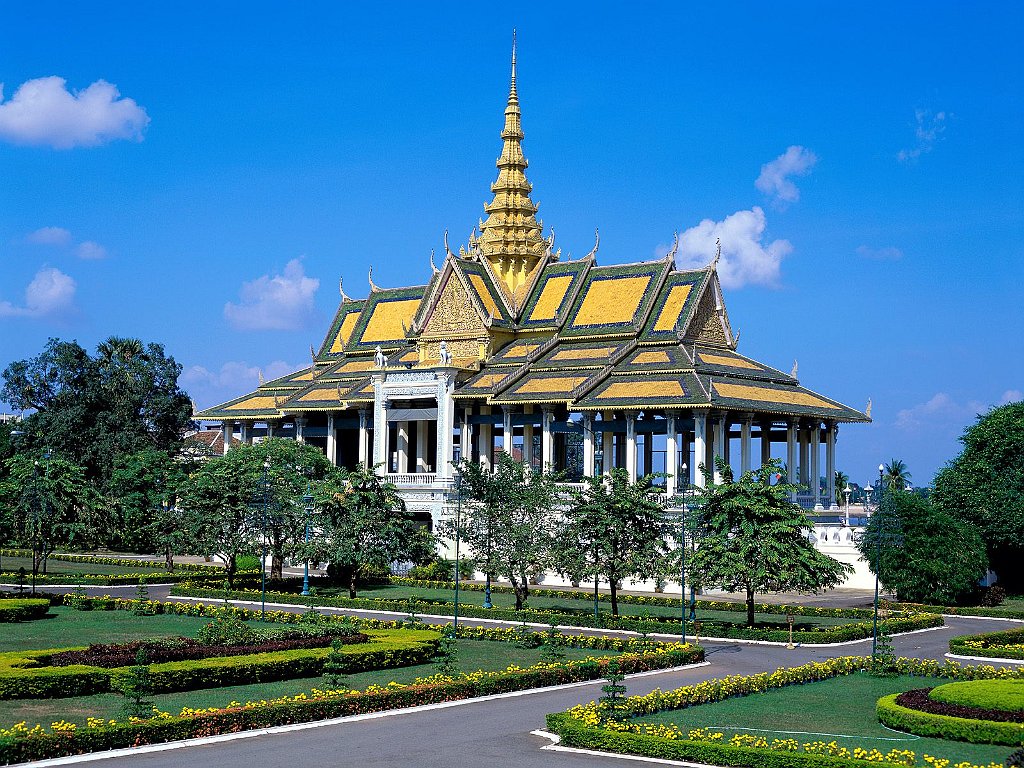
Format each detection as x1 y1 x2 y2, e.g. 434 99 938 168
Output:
16 586 1023 768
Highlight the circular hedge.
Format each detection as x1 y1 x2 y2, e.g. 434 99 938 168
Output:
930 679 1024 713
877 691 1024 746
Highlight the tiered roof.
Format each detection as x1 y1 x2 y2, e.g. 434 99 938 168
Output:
196 42 867 426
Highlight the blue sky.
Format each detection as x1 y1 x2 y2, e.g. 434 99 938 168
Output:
1 2 1021 486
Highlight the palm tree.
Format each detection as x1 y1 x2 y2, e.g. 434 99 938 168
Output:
96 336 144 365
834 470 849 507
883 459 911 491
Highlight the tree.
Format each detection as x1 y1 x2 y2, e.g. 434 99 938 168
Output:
689 458 852 626
834 470 849 507
883 459 912 492
307 465 431 598
932 401 1024 589
1 337 194 490
443 454 559 610
857 488 987 605
106 449 189 555
557 468 673 616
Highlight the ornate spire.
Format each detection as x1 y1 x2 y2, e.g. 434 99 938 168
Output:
473 30 548 299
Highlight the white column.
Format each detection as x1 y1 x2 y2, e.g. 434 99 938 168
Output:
324 414 336 466
541 407 555 470
786 418 798 500
416 419 429 472
692 410 708 489
811 420 822 509
799 422 809 486
665 413 678 496
266 421 276 438
461 408 474 465
713 414 726 483
502 407 514 456
625 414 637 483
295 417 306 444
479 405 492 471
601 412 614 476
583 414 595 477
222 421 234 455
358 409 369 468
522 405 535 467
740 414 753 474
397 420 410 473
435 374 456 479
825 421 837 510
372 395 388 475
239 422 253 445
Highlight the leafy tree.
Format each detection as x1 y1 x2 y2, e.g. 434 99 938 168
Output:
883 459 912 491
307 465 431 598
557 468 673 616
858 489 987 604
932 402 1024 590
834 470 850 507
0 452 98 575
689 458 852 626
1 337 193 489
106 449 189 556
442 454 559 610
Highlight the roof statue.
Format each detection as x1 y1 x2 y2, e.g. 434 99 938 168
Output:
195 37 868 433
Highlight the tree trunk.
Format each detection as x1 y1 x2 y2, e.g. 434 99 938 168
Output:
349 569 358 599
746 585 756 627
610 576 619 617
226 554 237 588
513 579 528 611
164 548 174 573
271 553 283 581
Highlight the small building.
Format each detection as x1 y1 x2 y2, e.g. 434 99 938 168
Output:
196 45 869 531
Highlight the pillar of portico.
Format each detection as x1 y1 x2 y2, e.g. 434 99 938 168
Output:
625 414 638 483
522 405 534 466
713 413 727 484
460 407 474 465
665 412 678 496
435 372 456 479
811 420 822 509
582 413 595 477
786 418 798 501
266 421 276 438
239 422 253 445
798 422 810 486
416 418 429 472
396 420 410 473
295 417 306 444
740 413 753 474
326 414 337 466
692 409 708 488
479 405 492 471
760 418 772 467
601 412 614 476
502 406 514 456
221 421 234 455
541 406 554 471
825 420 837 510
358 409 370 468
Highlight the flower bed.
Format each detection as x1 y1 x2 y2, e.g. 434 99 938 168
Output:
546 657 1024 768
171 585 940 643
0 632 701 764
0 600 49 623
0 629 438 699
950 627 1024 661
877 692 1024 746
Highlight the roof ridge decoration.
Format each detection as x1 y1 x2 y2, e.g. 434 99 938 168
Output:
468 31 549 304
339 278 352 302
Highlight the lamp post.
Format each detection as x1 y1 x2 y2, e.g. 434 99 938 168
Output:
301 478 314 597
259 457 271 620
592 447 604 620
452 471 462 637
31 450 51 596
678 462 688 644
871 463 884 662
843 485 852 525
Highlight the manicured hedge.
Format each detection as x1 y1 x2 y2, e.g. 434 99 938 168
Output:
0 599 49 623
0 638 701 764
893 599 1024 621
877 692 1024 746
0 629 439 700
0 572 170 586
0 549 247 575
171 585 940 643
950 626 1024 661
928 679 1024 713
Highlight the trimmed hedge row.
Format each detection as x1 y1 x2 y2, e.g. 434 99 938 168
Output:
0 599 49 623
171 585 941 643
950 626 1024 661
0 549 247 575
0 629 439 700
877 692 1024 746
388 577 876 619
891 599 1024 621
0 640 701 764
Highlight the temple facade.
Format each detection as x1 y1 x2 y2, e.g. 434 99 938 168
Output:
196 43 869 534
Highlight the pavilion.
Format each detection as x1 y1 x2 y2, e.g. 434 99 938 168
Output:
196 42 869 529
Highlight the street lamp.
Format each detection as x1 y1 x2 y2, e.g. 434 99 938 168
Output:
592 447 605 620
843 485 852 525
871 463 884 663
31 450 51 596
301 477 314 597
451 471 462 637
678 462 688 645
259 457 271 619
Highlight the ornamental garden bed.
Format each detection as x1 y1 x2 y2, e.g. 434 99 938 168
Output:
950 627 1024 661
0 596 702 765
546 657 1024 767
0 599 50 623
171 583 942 644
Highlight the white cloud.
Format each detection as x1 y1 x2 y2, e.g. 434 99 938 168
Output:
897 109 947 163
856 245 903 260
0 267 77 318
25 226 72 246
75 240 107 260
673 207 792 289
223 258 320 331
755 145 818 205
1001 390 1023 405
895 392 987 432
0 76 149 149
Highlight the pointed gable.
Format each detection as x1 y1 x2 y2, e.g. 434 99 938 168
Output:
680 270 734 348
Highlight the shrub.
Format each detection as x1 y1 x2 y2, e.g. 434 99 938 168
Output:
982 585 1007 607
877 692 1024 746
0 599 50 622
408 560 454 582
196 617 260 647
929 679 1024 713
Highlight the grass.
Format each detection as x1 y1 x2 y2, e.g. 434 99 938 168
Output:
930 679 1024 712
0 639 615 727
635 673 1012 764
0 555 166 578
310 583 855 627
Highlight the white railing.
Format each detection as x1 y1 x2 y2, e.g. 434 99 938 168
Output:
386 473 437 486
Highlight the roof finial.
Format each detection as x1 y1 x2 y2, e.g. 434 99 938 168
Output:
368 266 379 293
790 359 798 378
666 231 679 264
444 229 456 259
510 28 518 102
712 237 722 269
865 398 872 419
338 277 351 302
258 368 265 386
584 228 600 261
429 249 440 274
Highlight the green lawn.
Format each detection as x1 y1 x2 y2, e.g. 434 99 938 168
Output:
0 639 615 726
0 555 166 578
317 583 854 627
0 606 240 652
636 673 1012 764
